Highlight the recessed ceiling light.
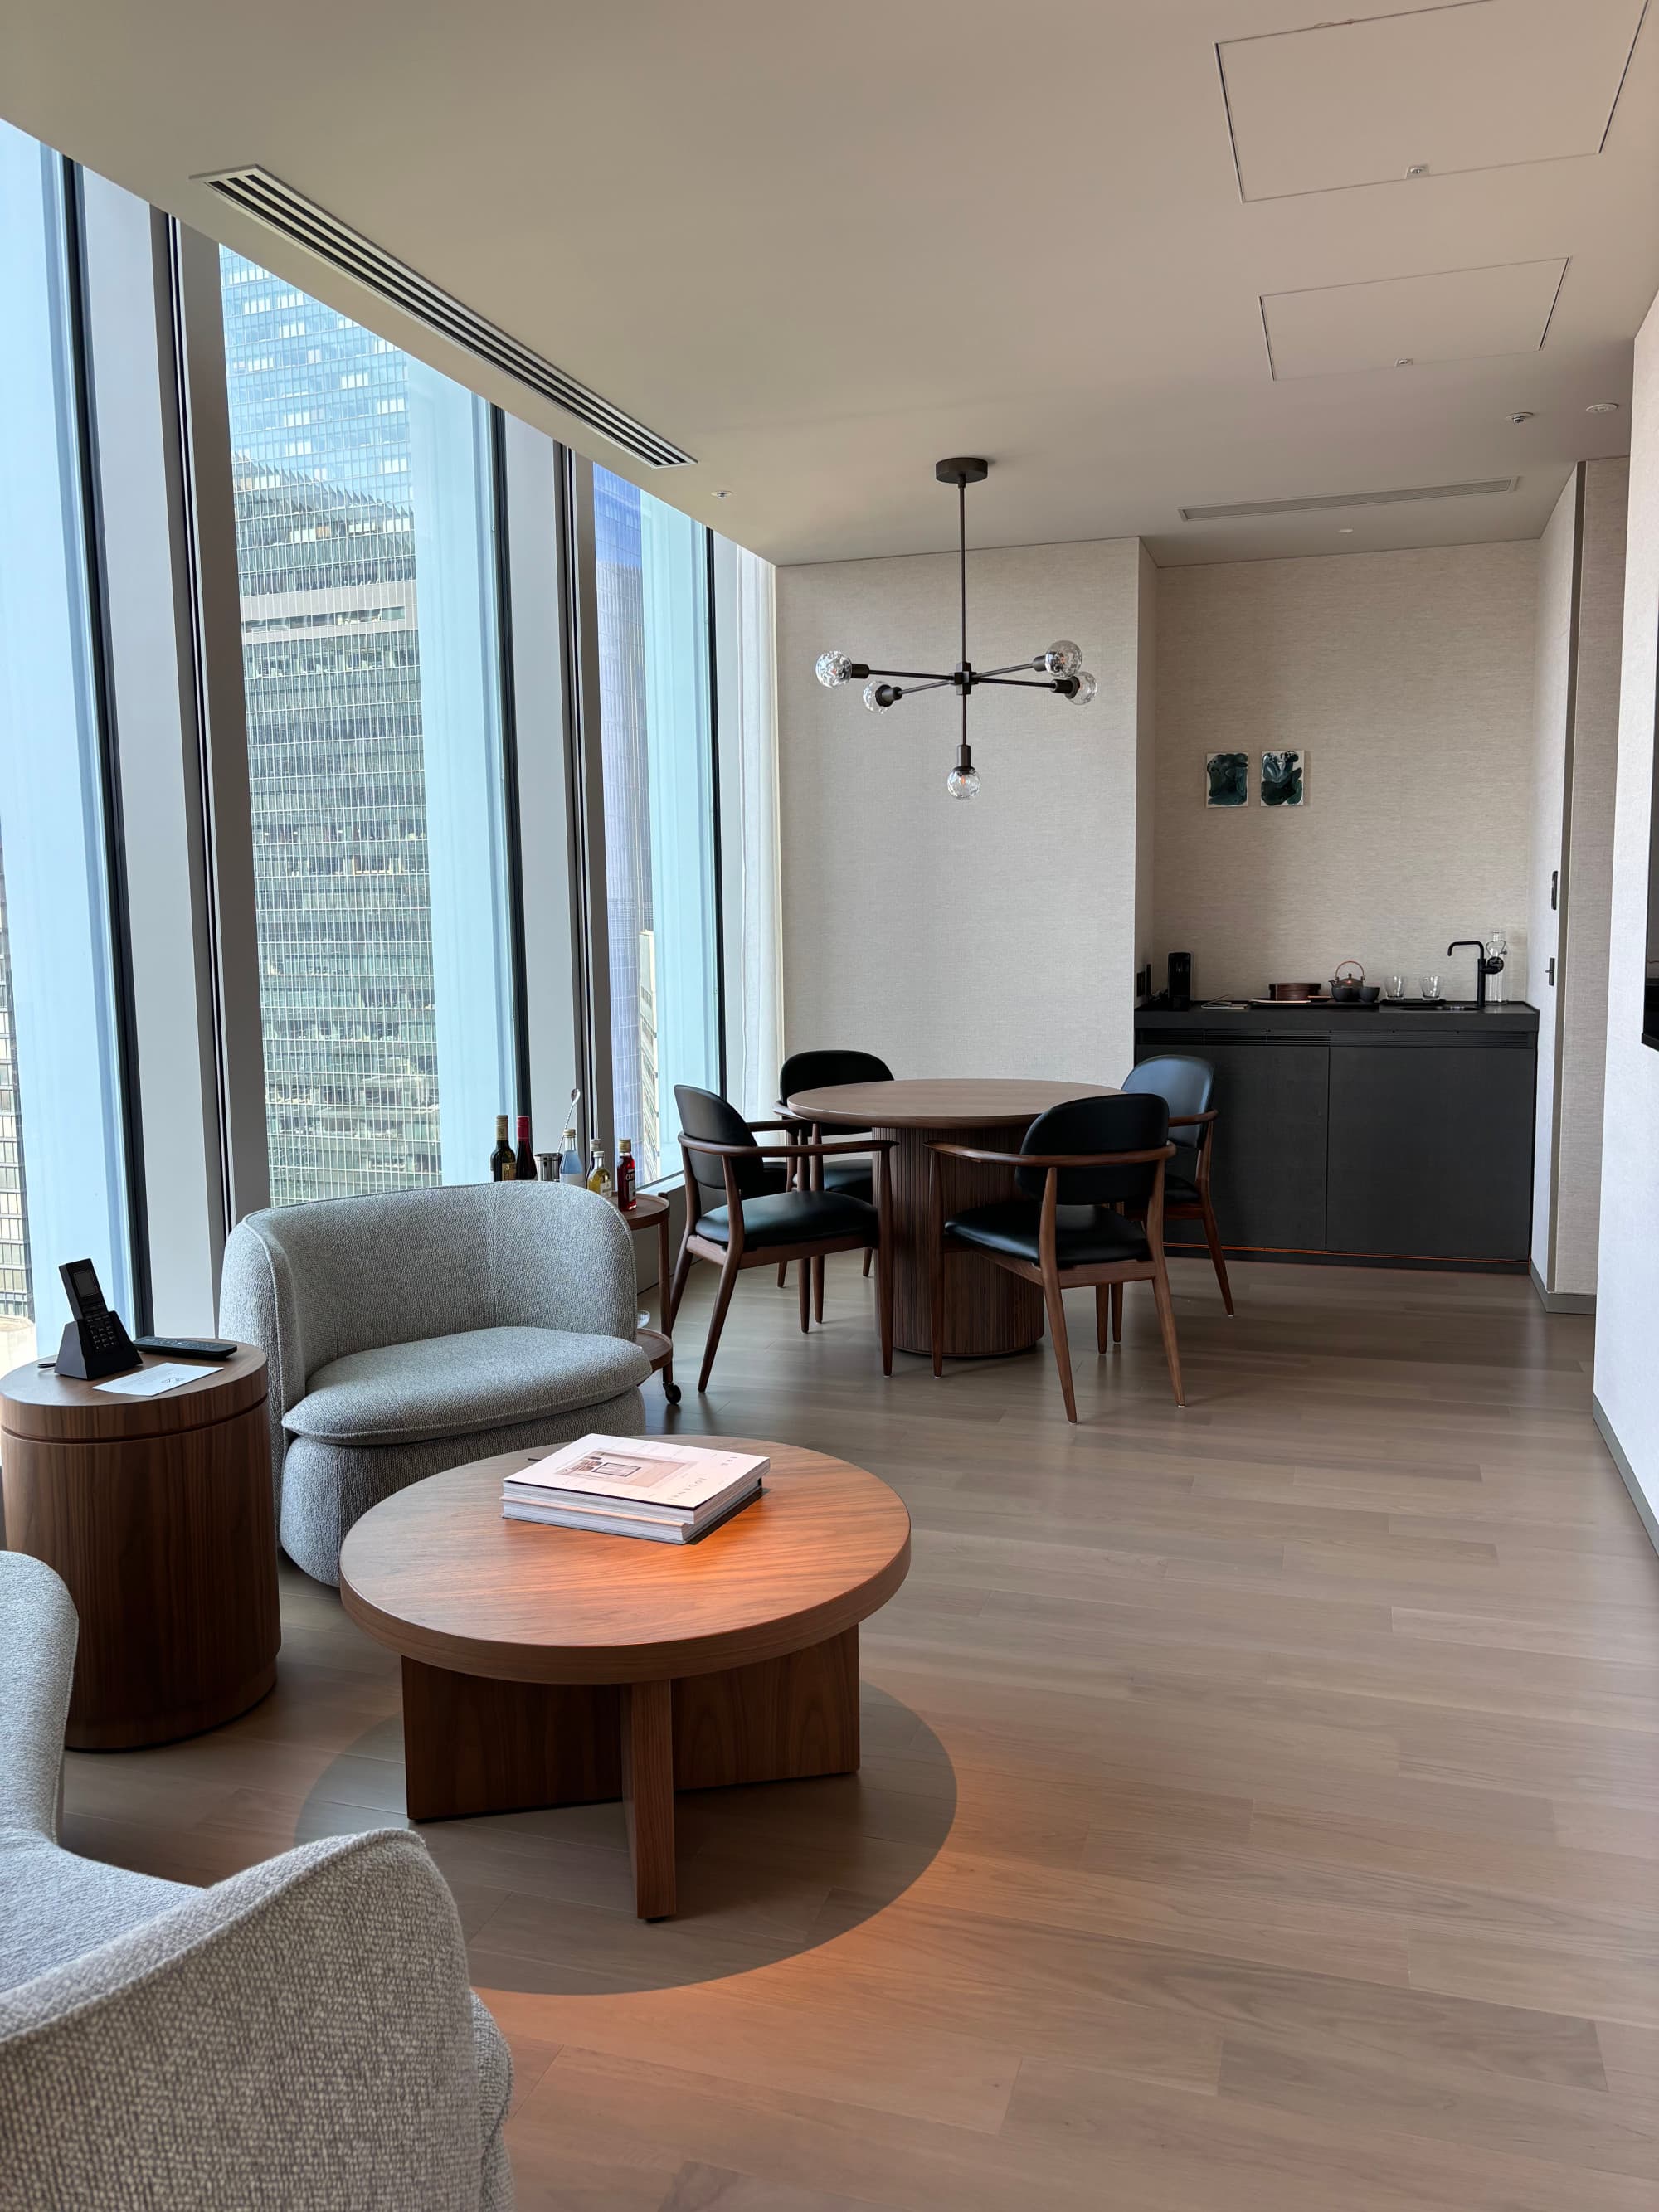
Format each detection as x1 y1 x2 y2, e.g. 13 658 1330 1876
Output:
1506 411 1535 424
712 488 732 499
1395 357 1414 367
1406 163 1429 178
1585 401 1620 415
1337 527 1354 534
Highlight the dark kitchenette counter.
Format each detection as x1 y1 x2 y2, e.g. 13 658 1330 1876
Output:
1136 1002 1539 1038
1133 1002 1539 1269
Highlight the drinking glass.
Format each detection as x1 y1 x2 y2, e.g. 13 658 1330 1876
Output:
1385 975 1406 1001
1419 974 1443 1002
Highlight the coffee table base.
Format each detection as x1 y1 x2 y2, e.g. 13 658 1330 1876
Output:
400 1626 860 1918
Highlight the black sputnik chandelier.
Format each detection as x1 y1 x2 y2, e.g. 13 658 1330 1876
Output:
815 458 1096 800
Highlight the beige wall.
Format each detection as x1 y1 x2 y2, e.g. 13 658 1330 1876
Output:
1151 544 1539 1001
1556 459 1630 1296
777 538 1146 1087
1528 474 1579 1286
1528 460 1628 1301
1594 287 1659 1547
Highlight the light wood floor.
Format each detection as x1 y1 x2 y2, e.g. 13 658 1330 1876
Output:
61 1257 1659 2210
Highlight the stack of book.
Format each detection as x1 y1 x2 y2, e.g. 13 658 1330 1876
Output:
501 1433 767 1544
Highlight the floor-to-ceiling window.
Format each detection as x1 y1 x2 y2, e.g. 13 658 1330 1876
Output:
218 251 517 1203
0 126 135 1363
592 465 721 1183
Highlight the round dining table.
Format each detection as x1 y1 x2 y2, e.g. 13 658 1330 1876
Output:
785 1078 1115 1359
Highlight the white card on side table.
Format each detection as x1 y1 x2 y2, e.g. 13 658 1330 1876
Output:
95 1362 214 1399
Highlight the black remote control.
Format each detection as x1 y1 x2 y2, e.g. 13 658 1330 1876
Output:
135 1336 239 1362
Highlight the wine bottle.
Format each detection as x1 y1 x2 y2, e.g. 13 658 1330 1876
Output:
559 1128 584 1186
513 1115 537 1181
586 1144 612 1199
489 1115 513 1182
615 1138 636 1210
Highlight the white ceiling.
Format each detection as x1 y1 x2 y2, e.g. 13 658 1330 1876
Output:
0 0 1654 567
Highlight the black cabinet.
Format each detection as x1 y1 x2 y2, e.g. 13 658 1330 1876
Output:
1198 1038 1329 1254
1134 1008 1537 1270
1326 1041 1533 1262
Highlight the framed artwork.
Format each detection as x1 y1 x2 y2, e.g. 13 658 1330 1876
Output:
1261 749 1305 807
1205 751 1248 807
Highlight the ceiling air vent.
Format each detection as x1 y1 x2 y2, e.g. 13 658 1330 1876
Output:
195 166 694 469
1180 479 1519 522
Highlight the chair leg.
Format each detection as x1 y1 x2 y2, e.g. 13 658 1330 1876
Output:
1040 1266 1078 1423
1110 1280 1123 1345
698 1252 742 1393
1199 1197 1234 1315
1150 1255 1185 1408
777 1261 788 1289
665 1239 694 1332
814 1253 825 1324
1095 1284 1110 1355
863 1247 873 1278
798 1258 811 1334
876 1239 893 1376
929 1241 945 1376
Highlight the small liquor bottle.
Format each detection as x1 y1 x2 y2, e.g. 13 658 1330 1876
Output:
559 1128 584 1185
490 1114 514 1181
513 1115 538 1181
615 1137 636 1210
586 1144 612 1199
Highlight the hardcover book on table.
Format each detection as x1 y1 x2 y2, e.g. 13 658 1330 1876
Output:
502 1433 767 1526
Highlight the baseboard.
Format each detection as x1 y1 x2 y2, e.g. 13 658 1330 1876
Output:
1165 1242 1526 1277
1530 1263 1597 1315
1593 1393 1659 1560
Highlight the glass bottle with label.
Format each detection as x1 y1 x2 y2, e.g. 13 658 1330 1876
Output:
559 1128 584 1185
615 1138 636 1210
586 1144 612 1199
489 1115 513 1181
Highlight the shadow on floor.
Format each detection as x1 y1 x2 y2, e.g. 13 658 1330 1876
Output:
301 1685 956 1994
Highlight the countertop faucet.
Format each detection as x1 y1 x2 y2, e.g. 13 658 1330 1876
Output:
1447 939 1501 1011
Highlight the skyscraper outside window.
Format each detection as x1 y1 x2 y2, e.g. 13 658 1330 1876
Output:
0 124 134 1363
593 467 720 1184
219 251 516 1204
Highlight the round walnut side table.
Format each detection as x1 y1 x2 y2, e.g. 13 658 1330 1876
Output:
0 1345 279 1749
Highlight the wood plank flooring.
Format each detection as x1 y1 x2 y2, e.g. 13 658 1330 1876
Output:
58 1256 1659 2209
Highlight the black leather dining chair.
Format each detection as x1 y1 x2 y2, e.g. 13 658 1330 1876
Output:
1121 1056 1233 1314
926 1092 1181 1423
667 1084 894 1391
776 1048 894 1313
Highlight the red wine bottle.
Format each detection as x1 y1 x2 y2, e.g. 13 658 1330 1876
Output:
615 1138 636 1210
489 1114 513 1181
513 1115 537 1181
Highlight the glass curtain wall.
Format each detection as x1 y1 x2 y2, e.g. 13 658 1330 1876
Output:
0 125 134 1362
217 250 516 1202
592 465 721 1183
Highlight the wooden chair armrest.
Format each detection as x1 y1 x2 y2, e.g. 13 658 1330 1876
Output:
1165 1109 1218 1128
679 1135 896 1161
928 1142 1175 1169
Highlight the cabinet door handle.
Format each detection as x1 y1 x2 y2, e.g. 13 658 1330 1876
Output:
1551 868 1559 912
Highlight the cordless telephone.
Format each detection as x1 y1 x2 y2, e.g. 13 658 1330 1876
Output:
56 1258 142 1381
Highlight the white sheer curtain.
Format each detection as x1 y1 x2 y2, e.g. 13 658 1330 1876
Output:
716 539 783 1119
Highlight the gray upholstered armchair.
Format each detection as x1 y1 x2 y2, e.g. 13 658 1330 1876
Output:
0 1551 512 2210
220 1180 649 1583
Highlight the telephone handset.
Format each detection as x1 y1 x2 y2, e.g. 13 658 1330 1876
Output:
56 1258 142 1381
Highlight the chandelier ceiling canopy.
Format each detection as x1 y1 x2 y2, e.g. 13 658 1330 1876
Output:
814 458 1095 800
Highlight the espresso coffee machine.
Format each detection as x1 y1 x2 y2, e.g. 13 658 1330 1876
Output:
1167 952 1194 1012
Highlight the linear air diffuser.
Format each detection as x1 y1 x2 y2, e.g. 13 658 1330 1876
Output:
195 166 694 469
1180 479 1519 523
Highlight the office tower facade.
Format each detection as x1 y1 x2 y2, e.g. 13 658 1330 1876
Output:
220 250 443 1204
0 843 31 1321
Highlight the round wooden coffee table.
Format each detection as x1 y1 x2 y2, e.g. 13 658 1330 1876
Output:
786 1078 1113 1358
338 1438 911 1918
